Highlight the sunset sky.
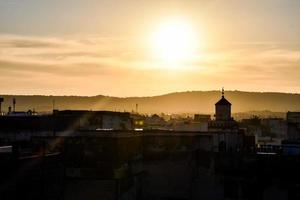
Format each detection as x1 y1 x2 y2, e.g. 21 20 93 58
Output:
0 0 300 96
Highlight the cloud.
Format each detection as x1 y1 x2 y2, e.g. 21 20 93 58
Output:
0 34 140 71
0 34 299 95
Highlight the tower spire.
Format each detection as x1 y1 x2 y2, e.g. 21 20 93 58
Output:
222 87 224 98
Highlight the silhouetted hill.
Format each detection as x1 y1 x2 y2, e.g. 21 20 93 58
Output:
0 91 299 114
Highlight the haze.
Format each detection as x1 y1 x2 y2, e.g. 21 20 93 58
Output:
0 0 300 96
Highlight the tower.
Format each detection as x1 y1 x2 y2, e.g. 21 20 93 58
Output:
215 88 232 121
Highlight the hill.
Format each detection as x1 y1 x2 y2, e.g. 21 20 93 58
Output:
0 91 299 114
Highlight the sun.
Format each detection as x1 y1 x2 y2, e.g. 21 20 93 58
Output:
151 18 197 64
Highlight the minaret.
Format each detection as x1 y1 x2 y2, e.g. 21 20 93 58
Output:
215 88 232 121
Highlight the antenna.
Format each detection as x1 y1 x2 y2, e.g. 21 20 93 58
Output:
52 99 55 111
136 103 138 113
13 98 16 112
222 87 224 98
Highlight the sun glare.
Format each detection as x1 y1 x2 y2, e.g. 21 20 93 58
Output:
151 18 197 65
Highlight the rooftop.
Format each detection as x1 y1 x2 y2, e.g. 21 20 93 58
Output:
215 96 232 106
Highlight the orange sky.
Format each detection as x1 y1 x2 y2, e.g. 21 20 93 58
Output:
0 0 299 96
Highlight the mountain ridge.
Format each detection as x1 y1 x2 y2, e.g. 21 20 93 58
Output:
0 90 299 114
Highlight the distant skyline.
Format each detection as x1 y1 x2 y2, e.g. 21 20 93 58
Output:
0 0 300 96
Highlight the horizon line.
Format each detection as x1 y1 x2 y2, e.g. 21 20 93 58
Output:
0 89 299 98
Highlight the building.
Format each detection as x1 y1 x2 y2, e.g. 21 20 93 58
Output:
261 118 287 139
144 114 167 129
170 114 210 131
207 89 246 152
287 112 300 140
0 110 134 144
194 114 211 122
53 110 133 131
209 88 238 130
282 112 300 155
215 88 232 121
